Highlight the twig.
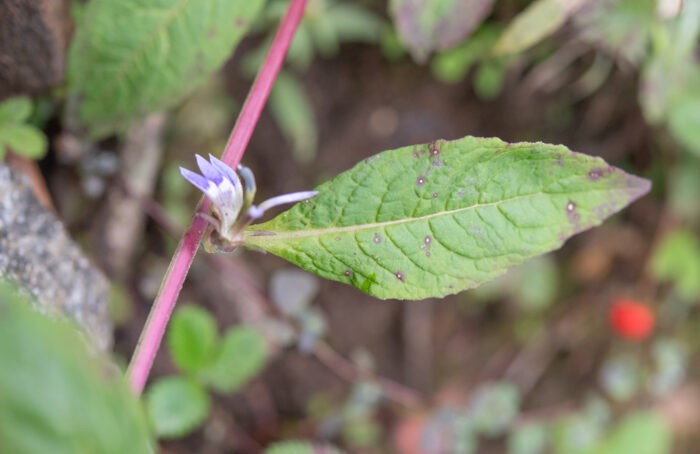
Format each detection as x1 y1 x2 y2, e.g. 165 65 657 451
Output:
127 0 308 394
314 341 424 408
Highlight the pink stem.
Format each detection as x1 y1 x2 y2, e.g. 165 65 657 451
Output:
127 0 308 395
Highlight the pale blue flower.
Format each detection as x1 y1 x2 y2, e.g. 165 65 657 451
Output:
180 154 317 243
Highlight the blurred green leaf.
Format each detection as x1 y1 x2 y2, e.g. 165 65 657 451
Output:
639 0 700 151
669 155 700 222
380 25 408 61
308 13 340 56
509 422 549 454
667 85 700 155
591 411 671 454
287 25 316 70
269 71 318 163
649 229 700 301
648 338 687 397
575 0 655 65
599 354 642 402
493 0 585 56
431 25 501 84
514 255 558 311
145 376 210 439
0 124 48 159
342 417 382 447
167 305 219 373
0 97 32 123
265 441 312 454
67 0 265 137
199 326 268 393
0 281 153 454
552 412 604 454
265 440 340 454
325 2 383 43
390 0 494 62
469 381 520 436
473 60 505 100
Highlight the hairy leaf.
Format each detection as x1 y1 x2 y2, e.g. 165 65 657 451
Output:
67 0 265 137
244 136 650 300
389 0 494 62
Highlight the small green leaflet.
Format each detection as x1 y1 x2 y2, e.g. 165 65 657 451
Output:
244 136 650 300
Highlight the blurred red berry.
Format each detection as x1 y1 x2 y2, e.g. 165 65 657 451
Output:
609 298 655 340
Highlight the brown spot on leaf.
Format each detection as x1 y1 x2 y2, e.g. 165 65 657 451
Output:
344 269 353 277
416 176 426 186
395 271 406 281
588 167 614 181
373 233 382 244
432 191 439 198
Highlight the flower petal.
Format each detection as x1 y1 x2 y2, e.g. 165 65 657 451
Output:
208 154 241 191
180 167 211 194
249 191 318 219
195 154 222 182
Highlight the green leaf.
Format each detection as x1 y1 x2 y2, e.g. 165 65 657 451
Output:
0 96 32 123
244 136 650 300
198 326 267 393
325 3 384 44
0 281 153 454
552 412 605 454
591 411 671 454
493 0 585 56
473 60 505 100
269 71 318 163
599 354 642 402
67 0 265 137
145 376 210 439
469 381 520 437
668 90 700 155
0 124 48 159
265 441 313 454
167 305 219 373
649 229 700 301
265 440 341 454
389 0 494 62
430 25 501 84
508 422 549 454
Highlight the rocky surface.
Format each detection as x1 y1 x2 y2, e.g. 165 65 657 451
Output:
0 163 112 350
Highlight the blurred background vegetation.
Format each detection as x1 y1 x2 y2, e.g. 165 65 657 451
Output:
1 0 700 452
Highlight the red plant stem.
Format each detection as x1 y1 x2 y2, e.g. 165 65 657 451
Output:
127 0 308 395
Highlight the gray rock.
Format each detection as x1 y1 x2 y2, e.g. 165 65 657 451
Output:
0 163 112 350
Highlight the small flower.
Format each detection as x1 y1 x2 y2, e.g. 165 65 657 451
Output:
180 154 317 245
609 298 655 341
180 154 244 239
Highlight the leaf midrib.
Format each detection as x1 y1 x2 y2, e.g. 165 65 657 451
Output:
248 191 543 242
